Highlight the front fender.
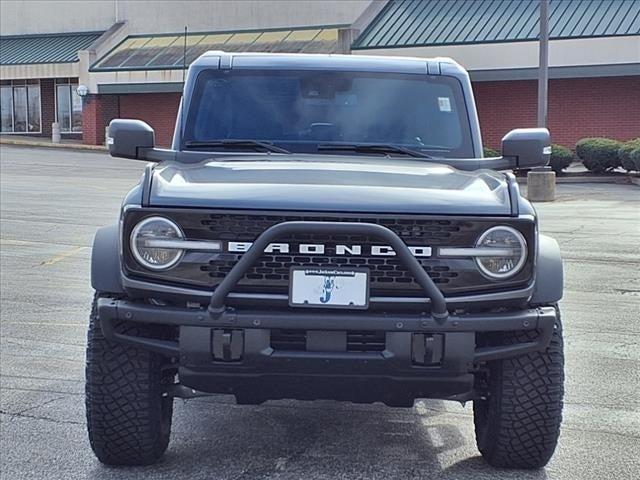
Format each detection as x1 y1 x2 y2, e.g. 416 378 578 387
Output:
91 224 124 294
530 234 563 305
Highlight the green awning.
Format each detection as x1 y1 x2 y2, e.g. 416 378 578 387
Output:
91 25 346 72
353 0 640 50
0 31 103 65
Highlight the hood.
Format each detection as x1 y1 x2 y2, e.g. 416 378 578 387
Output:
149 155 512 216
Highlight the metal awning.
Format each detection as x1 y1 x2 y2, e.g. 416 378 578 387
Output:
90 25 347 72
353 0 640 50
0 31 103 65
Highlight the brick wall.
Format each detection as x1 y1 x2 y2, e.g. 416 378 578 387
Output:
474 76 640 149
82 94 119 145
118 93 181 147
39 79 55 136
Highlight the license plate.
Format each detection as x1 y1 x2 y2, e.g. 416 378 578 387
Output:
289 268 369 309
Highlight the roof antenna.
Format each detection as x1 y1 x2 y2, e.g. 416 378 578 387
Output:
179 26 188 156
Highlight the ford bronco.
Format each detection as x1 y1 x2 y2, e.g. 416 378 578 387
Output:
86 52 564 469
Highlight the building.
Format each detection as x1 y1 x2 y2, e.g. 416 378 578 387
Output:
1 0 638 149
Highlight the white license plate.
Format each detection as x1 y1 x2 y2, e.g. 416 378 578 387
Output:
289 268 369 309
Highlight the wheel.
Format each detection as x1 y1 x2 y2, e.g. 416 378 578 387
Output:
473 305 564 469
85 293 174 465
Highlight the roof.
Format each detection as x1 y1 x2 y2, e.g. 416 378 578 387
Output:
90 25 348 72
0 31 103 65
189 51 465 76
353 0 640 50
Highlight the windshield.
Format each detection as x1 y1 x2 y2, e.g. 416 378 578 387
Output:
184 69 474 158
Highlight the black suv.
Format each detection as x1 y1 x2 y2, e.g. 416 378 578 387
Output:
86 52 564 469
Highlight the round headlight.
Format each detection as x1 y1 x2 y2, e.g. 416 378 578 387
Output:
475 226 527 279
130 216 184 270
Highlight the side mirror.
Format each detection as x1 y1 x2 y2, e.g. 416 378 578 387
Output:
107 119 155 160
501 128 551 169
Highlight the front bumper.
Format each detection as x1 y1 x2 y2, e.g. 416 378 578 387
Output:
97 298 557 405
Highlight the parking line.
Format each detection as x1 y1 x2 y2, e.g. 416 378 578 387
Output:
40 246 88 266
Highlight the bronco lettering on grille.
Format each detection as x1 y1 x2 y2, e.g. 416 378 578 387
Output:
227 242 432 257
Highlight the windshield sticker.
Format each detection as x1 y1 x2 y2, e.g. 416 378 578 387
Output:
438 97 452 112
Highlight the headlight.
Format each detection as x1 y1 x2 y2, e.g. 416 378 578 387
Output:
130 216 184 270
474 226 527 279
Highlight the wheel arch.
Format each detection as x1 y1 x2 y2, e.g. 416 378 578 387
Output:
91 224 124 294
530 234 563 305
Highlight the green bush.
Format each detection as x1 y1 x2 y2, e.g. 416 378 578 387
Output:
618 138 640 172
549 144 573 173
575 137 622 173
483 146 500 158
632 147 640 172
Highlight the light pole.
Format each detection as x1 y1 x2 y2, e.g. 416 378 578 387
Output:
528 0 555 203
537 0 549 128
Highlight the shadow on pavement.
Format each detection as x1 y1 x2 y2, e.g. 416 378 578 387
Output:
85 397 548 479
442 456 548 480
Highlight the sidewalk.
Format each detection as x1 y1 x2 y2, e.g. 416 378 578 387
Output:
0 134 107 152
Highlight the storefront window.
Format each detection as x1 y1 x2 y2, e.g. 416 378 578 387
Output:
13 86 27 132
0 79 41 133
56 84 71 132
55 79 82 133
27 82 41 132
0 85 13 132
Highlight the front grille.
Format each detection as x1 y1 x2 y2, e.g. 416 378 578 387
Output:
123 209 535 297
202 253 457 286
200 214 475 244
196 214 478 293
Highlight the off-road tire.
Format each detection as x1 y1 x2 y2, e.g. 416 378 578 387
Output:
473 306 564 469
85 293 174 465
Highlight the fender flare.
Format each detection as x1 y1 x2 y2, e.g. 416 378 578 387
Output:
91 224 124 294
530 234 563 305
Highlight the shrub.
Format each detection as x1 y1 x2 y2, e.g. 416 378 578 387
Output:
575 137 622 173
618 138 640 172
483 146 500 158
549 144 573 173
632 146 640 172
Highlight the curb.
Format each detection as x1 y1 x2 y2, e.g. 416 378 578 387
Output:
516 175 634 185
0 138 107 152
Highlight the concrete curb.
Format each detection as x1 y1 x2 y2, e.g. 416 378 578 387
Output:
516 175 635 185
0 137 107 152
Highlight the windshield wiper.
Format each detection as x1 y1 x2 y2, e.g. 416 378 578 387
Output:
317 143 433 159
184 139 290 154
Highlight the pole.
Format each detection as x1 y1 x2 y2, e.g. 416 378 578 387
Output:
537 0 549 128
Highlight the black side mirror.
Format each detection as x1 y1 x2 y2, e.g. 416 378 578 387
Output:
107 119 155 160
501 128 551 169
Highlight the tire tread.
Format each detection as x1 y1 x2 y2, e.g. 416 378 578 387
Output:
474 306 564 469
85 293 172 465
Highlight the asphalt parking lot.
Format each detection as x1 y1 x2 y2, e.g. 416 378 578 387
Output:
1 145 639 480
